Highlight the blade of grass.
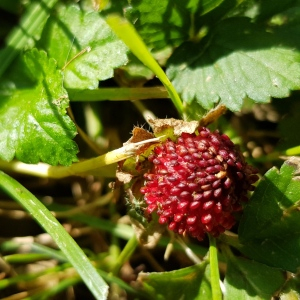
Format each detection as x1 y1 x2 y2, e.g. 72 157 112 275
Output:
24 277 81 300
4 253 52 264
0 171 108 300
106 15 184 117
0 263 70 290
0 241 68 263
0 0 58 78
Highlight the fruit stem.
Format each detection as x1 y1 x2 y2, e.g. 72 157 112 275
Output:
111 235 138 276
0 137 162 178
208 234 222 300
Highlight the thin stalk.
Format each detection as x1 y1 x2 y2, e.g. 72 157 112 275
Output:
111 235 138 276
24 277 81 300
47 137 161 178
68 87 169 101
208 235 222 300
108 202 121 271
0 136 161 178
4 253 52 264
67 107 104 156
0 263 70 290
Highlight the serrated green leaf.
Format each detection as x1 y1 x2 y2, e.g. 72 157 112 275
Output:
224 257 285 300
238 158 300 272
0 49 78 165
38 4 128 89
166 17 300 111
137 261 211 300
239 159 300 240
127 0 225 49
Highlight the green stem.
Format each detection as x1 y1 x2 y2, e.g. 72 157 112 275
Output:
0 136 161 179
4 253 52 264
208 235 222 300
68 87 169 101
106 15 184 117
111 235 138 276
24 277 82 300
0 0 58 78
0 263 71 290
0 171 108 300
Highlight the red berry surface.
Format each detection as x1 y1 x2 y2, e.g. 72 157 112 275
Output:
140 127 258 240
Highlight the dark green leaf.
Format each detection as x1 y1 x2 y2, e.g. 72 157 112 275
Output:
238 158 300 271
237 238 300 273
254 0 297 22
127 0 225 49
39 4 128 89
277 102 300 151
224 257 285 300
167 17 300 111
137 261 211 300
0 49 78 165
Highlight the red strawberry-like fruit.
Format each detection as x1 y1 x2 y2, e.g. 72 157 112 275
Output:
140 127 258 241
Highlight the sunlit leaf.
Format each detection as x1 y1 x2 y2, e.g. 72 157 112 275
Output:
166 17 300 111
39 4 128 89
0 49 78 165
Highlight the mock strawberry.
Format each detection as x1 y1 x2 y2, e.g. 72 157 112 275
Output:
140 126 258 241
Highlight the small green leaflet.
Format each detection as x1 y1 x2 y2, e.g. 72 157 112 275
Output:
0 49 78 166
166 17 300 111
238 158 300 272
137 261 211 300
39 4 128 89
